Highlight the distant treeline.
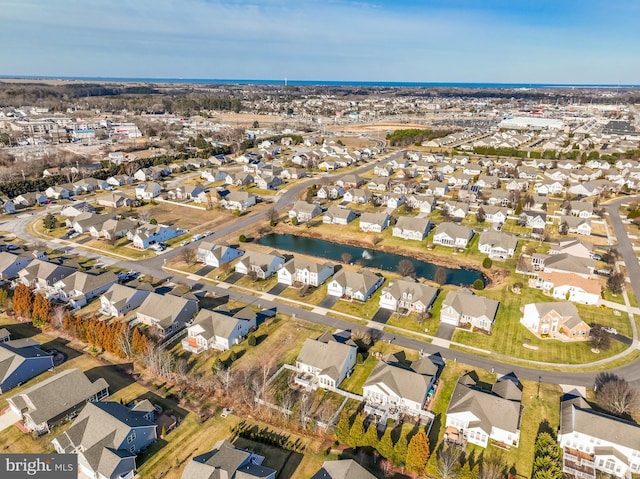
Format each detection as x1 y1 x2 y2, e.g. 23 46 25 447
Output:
386 128 453 147
240 134 304 150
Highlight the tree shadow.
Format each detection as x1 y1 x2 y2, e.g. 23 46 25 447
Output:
85 364 136 395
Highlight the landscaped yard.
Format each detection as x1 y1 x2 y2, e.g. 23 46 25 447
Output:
450 279 632 364
331 286 386 320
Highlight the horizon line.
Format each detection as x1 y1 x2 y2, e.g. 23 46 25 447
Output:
1 75 638 89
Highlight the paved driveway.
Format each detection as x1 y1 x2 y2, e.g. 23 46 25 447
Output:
435 323 456 341
0 408 20 432
224 272 243 284
318 295 339 309
195 265 215 276
371 309 392 324
267 283 288 296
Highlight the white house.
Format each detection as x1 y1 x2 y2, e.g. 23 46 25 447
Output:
45 271 117 309
379 278 438 313
196 242 243 267
392 216 431 241
181 307 257 353
445 373 523 449
220 191 257 211
440 289 498 332
478 231 518 260
533 271 601 305
135 182 162 200
359 212 390 233
277 258 334 287
322 206 357 225
136 292 199 337
558 393 640 479
127 225 182 249
432 223 474 248
234 250 284 279
327 270 384 301
294 333 357 390
288 201 322 223
99 284 151 317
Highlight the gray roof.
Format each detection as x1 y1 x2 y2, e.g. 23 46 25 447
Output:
478 231 518 250
394 215 430 232
281 258 333 276
382 278 437 307
364 361 432 404
560 394 640 451
54 401 155 478
447 373 522 436
296 338 356 382
311 460 376 479
324 206 354 221
8 368 109 426
60 271 117 295
434 222 473 240
101 283 148 310
543 253 595 275
181 439 276 479
137 292 198 329
331 270 382 296
442 289 499 322
237 251 283 272
19 259 75 284
190 309 249 341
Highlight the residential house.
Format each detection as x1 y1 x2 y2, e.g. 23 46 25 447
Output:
343 188 372 205
196 242 243 267
322 206 357 225
52 401 157 479
99 284 151 318
520 302 590 339
484 189 511 207
337 174 364 189
520 211 547 230
200 168 227 182
382 193 406 209
532 271 601 305
374 164 393 176
534 180 565 196
405 194 436 213
478 231 518 260
442 201 470 220
44 185 71 200
180 439 276 479
280 168 307 180
17 259 75 289
128 225 182 249
254 175 283 190
534 253 596 278
558 393 640 479
136 292 199 337
0 340 54 393
327 270 384 301
225 172 254 187
71 213 108 234
440 289 499 332
563 201 594 218
367 178 390 192
106 175 133 187
168 184 207 201
392 216 431 241
311 460 376 479
445 373 523 448
96 191 135 208
277 258 334 287
560 216 592 236
91 218 138 241
316 185 344 200
7 368 109 434
234 250 285 279
134 182 162 200
549 239 593 259
46 271 118 309
14 192 47 207
182 307 258 353
133 168 160 182
482 206 509 225
359 212 390 233
476 175 500 189
289 201 323 223
424 181 449 197
363 354 440 421
294 333 357 390
432 223 474 248
220 191 257 211
60 202 96 218
0 251 32 281
1 197 16 214
379 278 437 313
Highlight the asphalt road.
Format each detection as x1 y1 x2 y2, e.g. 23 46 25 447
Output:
4 156 640 389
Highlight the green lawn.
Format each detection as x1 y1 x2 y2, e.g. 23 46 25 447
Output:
602 289 625 305
278 284 328 305
340 354 378 395
450 281 631 364
331 285 386 320
234 274 279 292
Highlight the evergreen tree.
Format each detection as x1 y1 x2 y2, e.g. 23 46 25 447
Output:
460 461 479 479
392 429 409 466
377 425 395 460
406 429 430 474
363 421 379 449
335 409 352 446
348 413 366 449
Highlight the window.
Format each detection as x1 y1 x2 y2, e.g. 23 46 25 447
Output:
127 432 136 444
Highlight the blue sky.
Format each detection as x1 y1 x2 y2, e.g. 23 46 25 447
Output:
1 0 638 83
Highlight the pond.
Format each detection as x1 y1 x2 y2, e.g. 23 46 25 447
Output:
257 234 485 287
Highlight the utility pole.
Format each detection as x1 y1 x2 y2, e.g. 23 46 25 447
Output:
537 375 541 398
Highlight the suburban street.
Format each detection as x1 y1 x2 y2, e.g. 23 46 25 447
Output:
2 154 640 390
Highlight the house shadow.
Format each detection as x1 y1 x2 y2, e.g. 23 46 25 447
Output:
85 364 136 395
40 337 83 361
135 437 168 468
198 294 229 310
3 321 41 340
134 390 189 419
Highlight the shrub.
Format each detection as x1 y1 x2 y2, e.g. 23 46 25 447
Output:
291 217 299 226
247 334 257 346
239 234 246 243
150 218 158 225
482 257 493 269
473 279 485 290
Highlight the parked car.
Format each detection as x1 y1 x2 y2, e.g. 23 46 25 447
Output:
592 253 603 261
203 231 213 237
603 327 618 335
595 268 612 277
180 240 190 247
220 407 234 418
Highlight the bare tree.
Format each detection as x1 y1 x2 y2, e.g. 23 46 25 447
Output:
117 327 134 359
51 305 66 330
436 445 463 479
298 391 314 428
181 247 197 266
279 389 295 417
479 450 507 479
341 252 352 264
138 209 152 224
397 259 416 278
596 373 639 416
266 207 279 224
589 324 612 352
434 267 447 286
